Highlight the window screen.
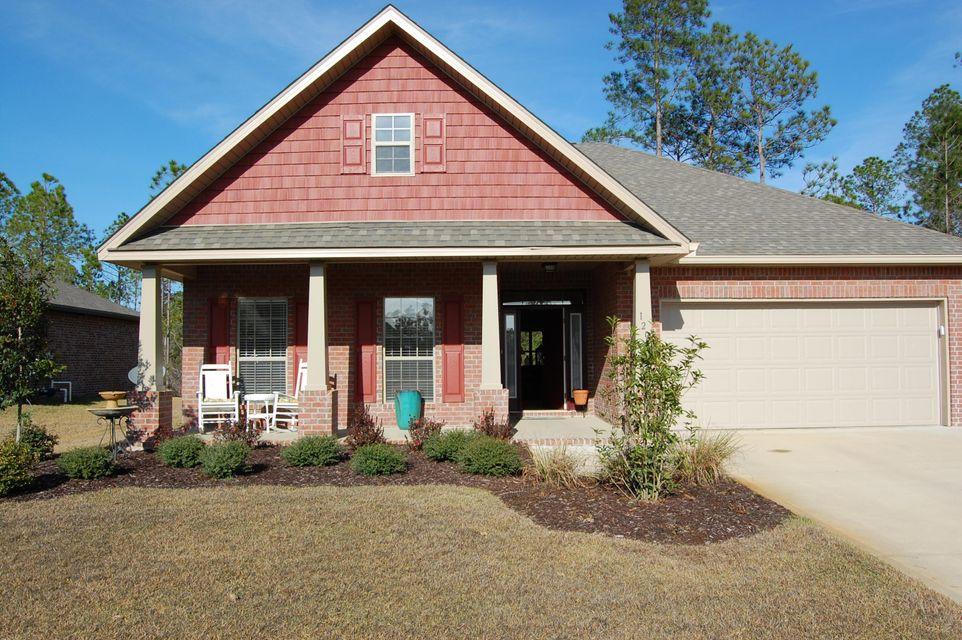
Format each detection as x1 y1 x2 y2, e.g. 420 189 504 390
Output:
384 297 434 401
237 298 288 395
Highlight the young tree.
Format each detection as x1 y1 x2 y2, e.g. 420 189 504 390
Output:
0 238 62 441
585 0 710 156
895 85 962 235
848 156 901 217
735 32 836 183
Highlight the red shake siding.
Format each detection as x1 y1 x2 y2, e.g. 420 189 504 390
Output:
169 37 623 226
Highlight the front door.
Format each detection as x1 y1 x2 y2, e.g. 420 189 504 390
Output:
519 307 564 410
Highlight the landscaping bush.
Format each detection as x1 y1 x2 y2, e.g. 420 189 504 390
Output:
350 443 407 476
597 317 707 501
0 439 38 496
674 431 740 487
405 417 444 451
17 415 58 460
56 447 115 480
212 419 262 448
459 436 522 477
423 429 477 462
201 441 251 479
472 408 513 439
157 435 206 468
524 445 585 488
281 435 345 467
346 404 384 448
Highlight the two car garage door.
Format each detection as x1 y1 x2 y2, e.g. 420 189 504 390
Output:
660 301 944 429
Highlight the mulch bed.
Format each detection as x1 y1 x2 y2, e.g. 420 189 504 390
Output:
8 446 790 545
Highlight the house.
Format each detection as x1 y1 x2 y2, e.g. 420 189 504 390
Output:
99 6 962 441
47 281 139 399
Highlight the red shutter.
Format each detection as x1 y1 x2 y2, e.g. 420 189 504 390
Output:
356 300 377 403
421 114 445 173
442 298 464 403
207 298 230 365
341 115 366 174
294 301 308 375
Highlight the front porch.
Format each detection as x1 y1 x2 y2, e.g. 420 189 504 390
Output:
128 258 654 442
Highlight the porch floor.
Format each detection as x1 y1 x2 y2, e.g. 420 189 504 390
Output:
512 413 613 444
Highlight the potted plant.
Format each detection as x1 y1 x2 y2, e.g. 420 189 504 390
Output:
572 388 589 408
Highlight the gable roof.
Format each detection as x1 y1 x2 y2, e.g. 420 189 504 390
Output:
99 5 689 263
579 142 962 263
50 281 139 321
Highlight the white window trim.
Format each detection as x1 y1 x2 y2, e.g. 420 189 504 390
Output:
236 297 289 395
382 296 435 403
371 112 415 177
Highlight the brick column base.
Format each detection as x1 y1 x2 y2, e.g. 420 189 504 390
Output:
128 389 173 450
473 387 509 424
298 388 338 435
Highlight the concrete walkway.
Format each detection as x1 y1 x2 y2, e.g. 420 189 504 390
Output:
727 426 962 603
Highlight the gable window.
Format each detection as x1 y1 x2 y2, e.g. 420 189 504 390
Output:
372 113 414 176
237 298 288 395
384 297 434 402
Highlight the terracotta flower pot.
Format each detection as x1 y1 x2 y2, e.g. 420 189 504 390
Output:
572 389 589 407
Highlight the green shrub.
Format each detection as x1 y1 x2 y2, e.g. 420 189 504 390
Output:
0 439 38 496
674 432 740 487
459 436 522 477
350 443 407 476
157 435 206 468
281 435 345 467
524 445 585 488
201 441 251 479
423 429 477 462
17 415 58 460
56 447 115 480
405 417 444 451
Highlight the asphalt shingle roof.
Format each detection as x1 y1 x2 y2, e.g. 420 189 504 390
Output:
51 281 139 320
577 141 962 256
117 221 673 251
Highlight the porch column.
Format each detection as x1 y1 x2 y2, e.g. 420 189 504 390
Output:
632 259 653 328
480 260 502 390
138 264 163 390
305 262 329 390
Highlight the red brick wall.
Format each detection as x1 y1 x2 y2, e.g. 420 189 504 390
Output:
46 310 139 399
651 265 962 426
169 37 623 226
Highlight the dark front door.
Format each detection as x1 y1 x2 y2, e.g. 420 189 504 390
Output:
518 307 564 410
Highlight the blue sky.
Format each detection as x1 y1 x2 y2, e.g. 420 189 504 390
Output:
1 0 960 237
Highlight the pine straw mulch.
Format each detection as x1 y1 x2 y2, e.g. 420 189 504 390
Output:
8 445 790 545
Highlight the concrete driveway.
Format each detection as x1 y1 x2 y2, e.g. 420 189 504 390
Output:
727 427 962 603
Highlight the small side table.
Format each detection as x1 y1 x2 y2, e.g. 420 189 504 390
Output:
244 393 274 431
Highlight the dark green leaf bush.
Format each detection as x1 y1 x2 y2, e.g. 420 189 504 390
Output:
350 443 407 476
459 436 522 477
281 435 345 467
157 435 205 468
17 415 58 460
0 439 38 496
422 429 477 462
201 441 251 479
56 447 115 480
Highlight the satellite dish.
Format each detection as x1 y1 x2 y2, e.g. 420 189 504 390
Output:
127 367 139 385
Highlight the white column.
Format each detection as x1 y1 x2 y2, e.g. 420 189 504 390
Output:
305 262 329 390
632 259 652 328
138 264 163 390
480 260 502 390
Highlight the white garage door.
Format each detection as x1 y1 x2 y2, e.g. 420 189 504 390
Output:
661 301 943 429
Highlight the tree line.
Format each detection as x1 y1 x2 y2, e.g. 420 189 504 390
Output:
587 0 962 236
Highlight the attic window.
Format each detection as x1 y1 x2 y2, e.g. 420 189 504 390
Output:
372 113 414 176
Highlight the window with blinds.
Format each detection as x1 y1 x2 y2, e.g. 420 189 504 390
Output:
384 297 434 402
237 298 288 395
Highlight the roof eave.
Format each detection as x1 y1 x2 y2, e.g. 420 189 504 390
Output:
674 254 962 266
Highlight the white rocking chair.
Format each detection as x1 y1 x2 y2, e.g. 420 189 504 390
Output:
271 362 307 431
197 364 240 432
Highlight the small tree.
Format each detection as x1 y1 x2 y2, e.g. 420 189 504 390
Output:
0 238 62 441
597 317 707 500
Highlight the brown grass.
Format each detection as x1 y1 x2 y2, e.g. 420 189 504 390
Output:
524 445 586 488
0 398 184 451
1 485 959 639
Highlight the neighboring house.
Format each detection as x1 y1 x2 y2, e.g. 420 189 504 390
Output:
99 6 962 441
47 281 139 400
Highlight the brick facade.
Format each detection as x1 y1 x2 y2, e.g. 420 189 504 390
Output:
128 389 173 449
46 309 139 399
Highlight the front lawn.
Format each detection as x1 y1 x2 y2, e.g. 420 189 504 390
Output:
0 398 184 451
1 485 959 639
